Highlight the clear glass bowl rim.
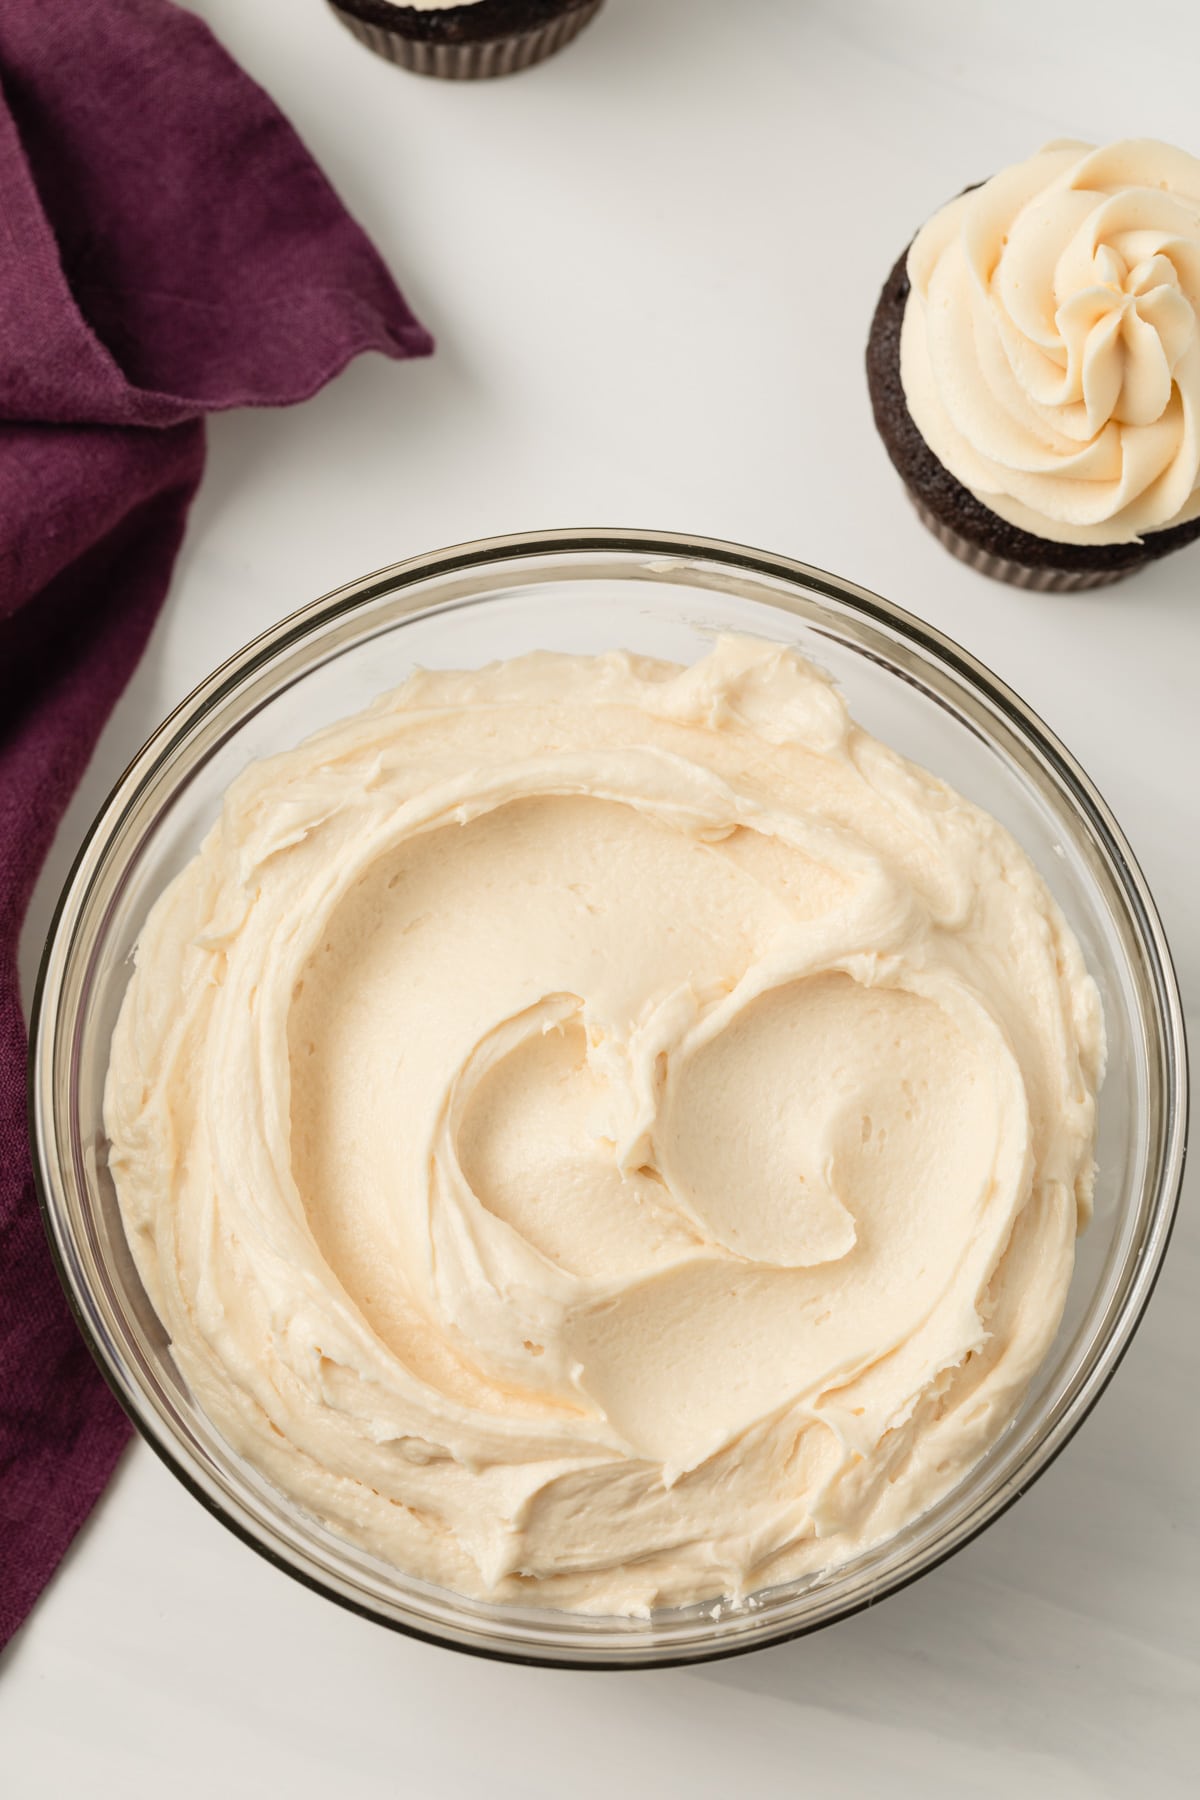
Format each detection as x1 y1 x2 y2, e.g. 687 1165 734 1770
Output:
29 527 1189 1670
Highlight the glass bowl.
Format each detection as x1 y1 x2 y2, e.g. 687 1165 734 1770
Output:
30 530 1187 1669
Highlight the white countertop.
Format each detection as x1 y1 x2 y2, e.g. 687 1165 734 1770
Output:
6 1 1198 1792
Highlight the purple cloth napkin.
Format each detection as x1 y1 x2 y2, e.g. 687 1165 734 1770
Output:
0 0 432 1650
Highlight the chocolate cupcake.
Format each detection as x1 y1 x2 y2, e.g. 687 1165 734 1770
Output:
868 140 1200 590
329 0 605 79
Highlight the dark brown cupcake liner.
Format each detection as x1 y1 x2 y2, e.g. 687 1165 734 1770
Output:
908 495 1132 593
329 1 604 78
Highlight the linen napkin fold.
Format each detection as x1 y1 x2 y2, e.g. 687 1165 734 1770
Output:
0 0 432 1649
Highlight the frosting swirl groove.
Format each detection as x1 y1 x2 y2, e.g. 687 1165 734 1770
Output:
901 139 1200 544
106 640 1103 1615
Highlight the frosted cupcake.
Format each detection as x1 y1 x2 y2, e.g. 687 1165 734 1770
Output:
868 140 1200 590
329 0 605 79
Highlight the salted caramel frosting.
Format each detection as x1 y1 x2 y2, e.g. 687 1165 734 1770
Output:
901 139 1200 544
105 639 1103 1615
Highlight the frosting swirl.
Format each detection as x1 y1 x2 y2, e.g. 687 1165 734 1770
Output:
105 641 1102 1615
901 139 1200 544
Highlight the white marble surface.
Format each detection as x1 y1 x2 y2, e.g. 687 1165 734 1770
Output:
5 0 1199 1792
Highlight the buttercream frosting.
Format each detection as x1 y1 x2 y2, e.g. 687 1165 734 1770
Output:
105 639 1103 1615
374 3 485 13
901 139 1200 544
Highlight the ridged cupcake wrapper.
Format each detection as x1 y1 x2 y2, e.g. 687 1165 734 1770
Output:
330 1 604 78
910 495 1133 593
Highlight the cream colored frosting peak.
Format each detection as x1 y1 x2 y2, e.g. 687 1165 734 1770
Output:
901 138 1200 544
104 641 1103 1616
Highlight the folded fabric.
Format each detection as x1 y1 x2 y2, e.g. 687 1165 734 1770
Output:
0 0 432 1651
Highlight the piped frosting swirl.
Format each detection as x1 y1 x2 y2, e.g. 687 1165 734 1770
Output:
901 139 1200 544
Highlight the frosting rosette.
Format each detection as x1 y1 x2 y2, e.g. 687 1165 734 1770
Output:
104 640 1103 1616
901 139 1200 544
